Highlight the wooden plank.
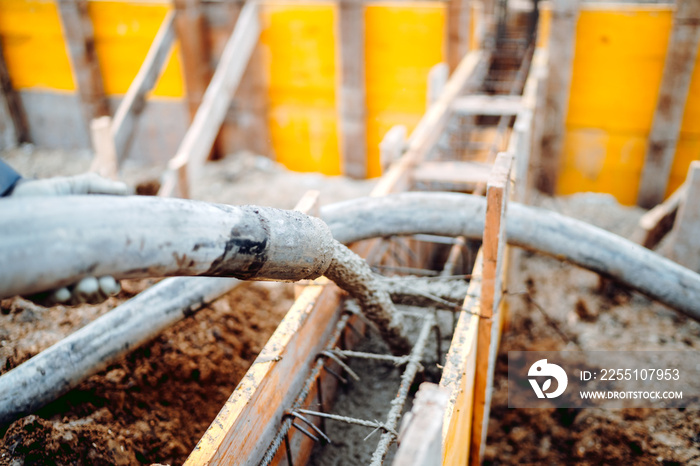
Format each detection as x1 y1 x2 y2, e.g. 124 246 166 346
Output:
470 152 512 466
111 11 175 163
452 94 524 116
412 160 493 188
159 0 260 198
632 182 687 249
0 46 27 149
522 48 549 203
57 0 109 126
669 161 700 272
508 110 533 203
393 383 449 466
184 280 344 465
537 0 578 194
440 254 482 466
373 50 487 196
637 0 700 208
446 0 472 73
337 0 367 178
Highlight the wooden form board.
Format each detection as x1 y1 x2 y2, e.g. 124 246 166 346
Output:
452 94 524 116
159 0 260 198
440 254 482 465
470 152 513 465
413 160 493 189
669 161 700 272
57 0 109 126
637 0 700 208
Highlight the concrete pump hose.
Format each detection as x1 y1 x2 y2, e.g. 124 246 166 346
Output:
0 196 335 298
320 192 700 323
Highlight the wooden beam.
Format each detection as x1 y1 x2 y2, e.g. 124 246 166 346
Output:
446 0 472 73
632 182 687 249
537 0 578 194
393 383 449 466
159 0 260 198
471 152 512 465
669 161 700 272
637 0 700 208
57 0 109 126
452 94 523 116
337 0 367 179
440 254 482 465
0 46 27 149
111 11 175 163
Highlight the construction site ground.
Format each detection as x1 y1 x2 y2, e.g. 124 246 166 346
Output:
0 148 698 465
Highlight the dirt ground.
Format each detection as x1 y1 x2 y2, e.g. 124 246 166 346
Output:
483 193 700 465
0 148 374 465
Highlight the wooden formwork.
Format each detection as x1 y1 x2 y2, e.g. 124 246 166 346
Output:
183 33 545 463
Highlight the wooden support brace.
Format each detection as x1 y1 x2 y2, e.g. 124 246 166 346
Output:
452 94 524 117
159 0 260 198
0 46 27 149
393 383 449 466
111 11 175 164
632 182 687 250
337 0 367 179
470 152 512 466
537 0 578 195
637 0 700 208
412 160 493 189
57 0 109 126
669 161 700 272
446 0 472 72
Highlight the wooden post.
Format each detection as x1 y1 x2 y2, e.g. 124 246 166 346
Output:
89 116 118 179
393 383 449 466
57 0 110 126
471 152 512 465
637 0 700 208
0 46 27 149
159 0 260 198
427 63 449 108
379 125 407 173
446 0 471 72
537 0 578 194
669 162 700 272
336 0 367 179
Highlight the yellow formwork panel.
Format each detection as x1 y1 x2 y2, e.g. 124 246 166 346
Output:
0 0 183 97
558 5 700 204
87 1 184 97
0 0 75 91
365 2 446 177
260 2 340 175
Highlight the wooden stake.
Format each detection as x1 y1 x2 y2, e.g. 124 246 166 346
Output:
379 125 406 173
637 0 700 208
57 0 109 126
632 182 687 250
89 116 118 180
471 152 512 465
337 0 367 179
669 162 700 272
537 0 578 194
427 63 449 107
